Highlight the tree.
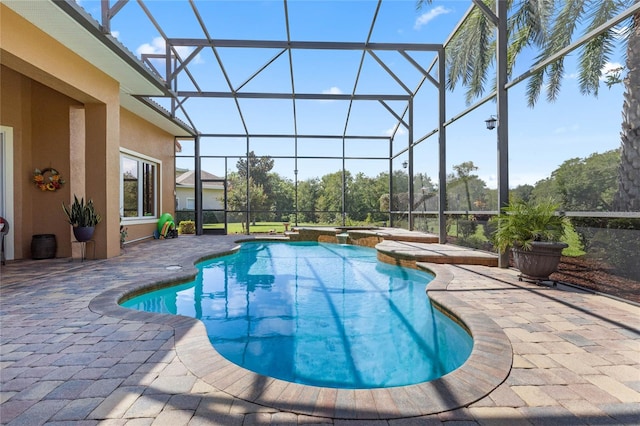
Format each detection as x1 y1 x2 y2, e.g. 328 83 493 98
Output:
236 152 274 185
446 173 492 211
317 171 350 224
298 178 321 223
388 170 410 211
530 177 561 204
414 172 437 211
510 184 534 202
267 173 295 221
348 172 388 222
613 13 640 211
417 0 638 211
226 172 269 226
552 150 619 211
452 161 479 212
236 151 276 218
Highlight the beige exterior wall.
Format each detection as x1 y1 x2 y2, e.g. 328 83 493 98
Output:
0 4 176 260
120 109 176 242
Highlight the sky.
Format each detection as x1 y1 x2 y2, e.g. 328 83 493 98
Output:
78 0 627 189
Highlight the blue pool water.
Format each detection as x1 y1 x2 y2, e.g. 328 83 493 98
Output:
121 242 473 388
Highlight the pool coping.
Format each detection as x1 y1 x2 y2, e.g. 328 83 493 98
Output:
89 243 513 420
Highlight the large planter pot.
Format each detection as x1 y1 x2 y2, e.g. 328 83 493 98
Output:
73 226 95 242
511 241 568 282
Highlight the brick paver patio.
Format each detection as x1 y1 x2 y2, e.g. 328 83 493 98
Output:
1 234 639 425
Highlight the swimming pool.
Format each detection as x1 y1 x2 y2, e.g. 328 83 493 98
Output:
121 241 473 389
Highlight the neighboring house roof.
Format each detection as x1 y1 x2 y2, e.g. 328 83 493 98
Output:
176 170 224 190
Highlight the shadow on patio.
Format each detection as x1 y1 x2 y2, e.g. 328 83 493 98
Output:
1 235 639 424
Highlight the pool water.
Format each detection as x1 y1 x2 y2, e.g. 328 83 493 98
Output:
121 241 473 389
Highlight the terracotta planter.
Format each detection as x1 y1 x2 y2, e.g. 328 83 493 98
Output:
73 226 95 242
511 241 568 281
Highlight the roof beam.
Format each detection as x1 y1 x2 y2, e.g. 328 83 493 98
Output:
174 91 411 101
166 38 441 51
196 133 390 140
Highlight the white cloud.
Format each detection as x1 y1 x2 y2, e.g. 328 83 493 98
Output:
322 86 343 95
110 30 120 39
554 124 580 134
317 86 344 102
414 6 452 30
600 61 623 80
136 37 203 64
602 62 623 73
136 37 166 56
564 61 623 82
385 126 406 137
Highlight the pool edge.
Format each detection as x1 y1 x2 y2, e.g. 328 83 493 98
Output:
89 252 513 420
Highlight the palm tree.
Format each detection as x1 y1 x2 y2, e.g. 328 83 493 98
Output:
613 10 640 211
453 161 479 213
417 0 638 211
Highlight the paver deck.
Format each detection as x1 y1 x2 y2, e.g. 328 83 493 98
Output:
1 234 639 425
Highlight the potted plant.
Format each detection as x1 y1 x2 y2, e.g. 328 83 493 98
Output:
492 199 569 282
120 223 128 248
62 195 102 242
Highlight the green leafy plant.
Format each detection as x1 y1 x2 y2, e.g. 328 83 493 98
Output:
120 224 128 244
62 195 102 227
492 199 569 253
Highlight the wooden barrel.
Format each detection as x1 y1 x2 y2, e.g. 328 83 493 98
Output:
32 234 57 259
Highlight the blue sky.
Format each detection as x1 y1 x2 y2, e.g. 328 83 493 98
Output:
79 0 626 188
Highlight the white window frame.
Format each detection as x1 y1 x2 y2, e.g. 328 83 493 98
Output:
0 126 14 261
120 148 162 224
186 197 195 210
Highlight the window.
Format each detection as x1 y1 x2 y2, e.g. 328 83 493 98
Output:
186 198 195 210
121 152 159 219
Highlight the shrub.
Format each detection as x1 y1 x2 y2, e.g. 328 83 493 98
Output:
179 220 196 234
457 219 478 239
460 234 487 250
175 210 195 223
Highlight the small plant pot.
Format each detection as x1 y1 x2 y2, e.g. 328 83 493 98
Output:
73 226 95 242
512 241 568 281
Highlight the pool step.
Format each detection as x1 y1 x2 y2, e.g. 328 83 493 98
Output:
284 230 300 241
347 228 439 247
282 227 497 267
376 240 498 268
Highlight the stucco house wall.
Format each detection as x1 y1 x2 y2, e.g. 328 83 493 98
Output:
119 109 176 243
0 4 179 260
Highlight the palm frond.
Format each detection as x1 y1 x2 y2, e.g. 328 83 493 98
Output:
526 69 545 107
579 32 616 96
467 12 493 102
577 0 625 96
415 0 432 12
446 5 496 103
546 58 565 102
527 0 586 105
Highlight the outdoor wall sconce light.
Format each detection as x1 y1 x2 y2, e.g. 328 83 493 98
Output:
485 115 497 130
402 160 408 169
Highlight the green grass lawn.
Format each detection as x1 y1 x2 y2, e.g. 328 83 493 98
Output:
224 222 292 234
216 220 587 257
